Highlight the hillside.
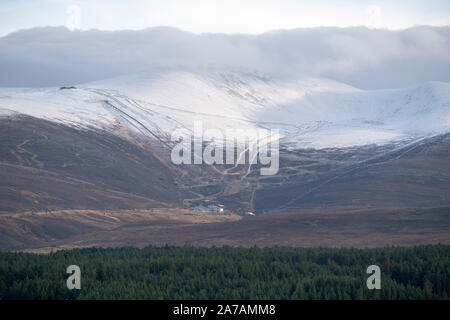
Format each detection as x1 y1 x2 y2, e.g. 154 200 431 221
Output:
1 70 449 149
0 70 449 251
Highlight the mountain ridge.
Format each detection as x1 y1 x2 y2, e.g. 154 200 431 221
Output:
1 69 449 149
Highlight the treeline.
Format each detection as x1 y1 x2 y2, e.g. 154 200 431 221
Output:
0 245 449 300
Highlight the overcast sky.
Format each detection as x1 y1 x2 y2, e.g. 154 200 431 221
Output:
0 1 449 89
0 0 449 36
1 25 448 89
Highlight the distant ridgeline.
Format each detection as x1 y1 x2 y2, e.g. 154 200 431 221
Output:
0 245 448 300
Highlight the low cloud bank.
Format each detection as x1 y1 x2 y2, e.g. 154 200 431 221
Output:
0 26 448 89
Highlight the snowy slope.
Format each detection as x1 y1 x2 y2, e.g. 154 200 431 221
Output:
0 69 449 149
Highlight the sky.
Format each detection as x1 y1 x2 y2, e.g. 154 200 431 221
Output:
0 1 448 89
0 0 449 36
1 25 449 89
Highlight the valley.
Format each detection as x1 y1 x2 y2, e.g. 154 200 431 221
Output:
0 70 449 252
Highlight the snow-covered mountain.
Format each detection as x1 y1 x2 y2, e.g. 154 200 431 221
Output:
1 69 449 149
